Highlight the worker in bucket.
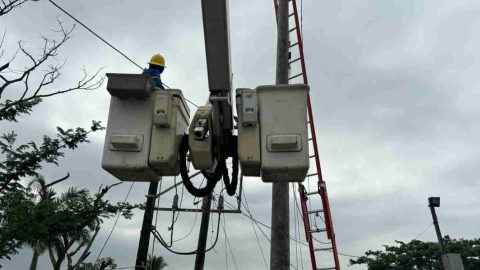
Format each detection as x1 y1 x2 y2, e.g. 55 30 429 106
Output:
143 54 165 90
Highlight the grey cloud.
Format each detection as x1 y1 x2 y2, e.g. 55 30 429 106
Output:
2 0 480 270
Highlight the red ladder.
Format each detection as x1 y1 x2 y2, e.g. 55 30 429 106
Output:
273 1 341 270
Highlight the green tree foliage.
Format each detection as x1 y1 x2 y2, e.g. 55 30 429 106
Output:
0 2 127 269
0 121 104 193
0 121 104 265
349 236 480 270
78 257 117 270
147 255 168 270
1 174 138 270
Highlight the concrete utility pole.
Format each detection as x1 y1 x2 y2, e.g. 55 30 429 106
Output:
194 193 213 270
271 0 290 269
135 181 159 270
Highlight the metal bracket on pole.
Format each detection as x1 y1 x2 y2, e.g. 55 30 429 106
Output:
153 171 202 199
139 173 244 214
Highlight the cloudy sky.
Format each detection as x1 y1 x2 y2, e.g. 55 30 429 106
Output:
2 0 480 269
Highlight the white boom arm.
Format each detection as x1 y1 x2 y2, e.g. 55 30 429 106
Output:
201 0 234 149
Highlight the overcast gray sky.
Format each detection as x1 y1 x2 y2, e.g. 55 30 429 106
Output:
1 0 480 269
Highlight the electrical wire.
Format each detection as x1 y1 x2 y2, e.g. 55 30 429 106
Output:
180 135 221 197
224 194 358 259
193 177 206 205
238 190 271 243
292 184 300 270
173 176 185 224
154 204 199 245
301 0 303 41
296 196 305 270
337 252 360 258
104 266 145 270
292 186 309 268
171 204 199 243
185 98 199 108
152 213 222 255
241 189 301 270
94 182 135 268
241 191 269 269
163 209 176 247
306 176 316 229
150 179 163 270
47 0 143 70
47 0 332 265
239 199 271 242
224 214 228 270
47 0 201 109
220 215 239 270
211 198 218 253
413 223 434 241
294 186 330 245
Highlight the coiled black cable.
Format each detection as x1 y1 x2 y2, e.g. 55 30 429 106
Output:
179 135 221 197
222 136 239 196
151 213 222 255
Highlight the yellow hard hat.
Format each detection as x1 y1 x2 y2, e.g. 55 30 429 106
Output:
148 54 166 67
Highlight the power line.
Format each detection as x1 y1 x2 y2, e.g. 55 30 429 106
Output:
221 215 239 270
47 0 201 109
47 0 143 70
211 198 219 253
292 183 306 270
293 185 330 245
223 194 359 259
292 184 300 270
94 182 135 267
239 191 298 270
172 205 199 243
413 223 434 241
104 266 141 270
241 190 269 270
152 213 222 255
185 98 199 108
149 179 164 270
337 252 360 258
153 204 199 245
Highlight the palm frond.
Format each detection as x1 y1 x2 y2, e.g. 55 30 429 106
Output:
59 187 89 202
27 176 47 194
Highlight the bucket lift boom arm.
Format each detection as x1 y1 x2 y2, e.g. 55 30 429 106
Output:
201 0 234 151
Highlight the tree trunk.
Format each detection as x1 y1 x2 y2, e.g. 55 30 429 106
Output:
29 249 40 270
54 260 63 270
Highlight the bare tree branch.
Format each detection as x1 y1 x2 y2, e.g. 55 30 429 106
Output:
0 29 6 60
0 18 105 122
51 229 79 270
69 225 101 270
48 243 58 268
46 173 70 188
33 60 66 97
0 67 105 122
0 19 75 99
67 240 84 262
19 69 30 100
0 0 33 17
0 63 9 74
